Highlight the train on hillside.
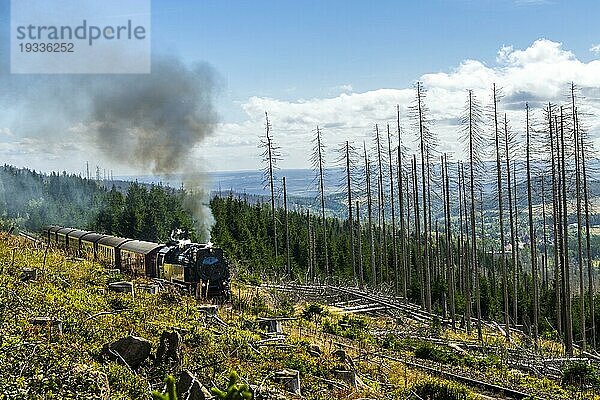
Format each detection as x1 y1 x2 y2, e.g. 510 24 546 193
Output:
44 226 230 298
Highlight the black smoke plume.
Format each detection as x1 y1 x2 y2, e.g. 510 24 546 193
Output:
0 54 221 240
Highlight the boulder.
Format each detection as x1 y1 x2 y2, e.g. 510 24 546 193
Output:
103 335 151 369
156 330 181 365
176 370 212 400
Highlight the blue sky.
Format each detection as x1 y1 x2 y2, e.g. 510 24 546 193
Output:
1 0 600 173
151 0 597 107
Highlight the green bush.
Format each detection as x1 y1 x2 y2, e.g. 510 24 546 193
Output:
151 375 177 400
414 342 461 365
302 303 327 321
322 314 370 341
211 371 252 400
562 362 600 388
411 378 475 400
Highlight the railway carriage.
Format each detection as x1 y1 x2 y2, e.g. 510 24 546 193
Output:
46 226 63 244
56 228 76 248
97 236 131 268
65 229 91 256
79 232 107 260
119 240 164 277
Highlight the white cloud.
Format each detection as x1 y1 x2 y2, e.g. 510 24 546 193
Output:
590 44 600 54
210 39 600 170
0 127 14 137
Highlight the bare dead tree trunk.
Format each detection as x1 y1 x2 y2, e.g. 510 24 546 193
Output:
416 83 432 312
365 143 376 286
549 105 562 338
572 85 586 350
313 127 329 276
541 177 549 292
525 103 539 349
443 154 456 329
387 125 398 293
504 114 518 328
263 112 278 261
426 153 434 311
413 155 425 309
513 164 521 305
405 171 412 300
578 107 596 349
375 124 388 283
356 200 364 288
559 107 574 356
283 177 291 278
493 84 511 340
307 210 313 282
397 106 408 300
345 141 356 281
460 162 472 334
466 90 483 342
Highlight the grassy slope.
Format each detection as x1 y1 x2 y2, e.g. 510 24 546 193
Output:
0 233 596 399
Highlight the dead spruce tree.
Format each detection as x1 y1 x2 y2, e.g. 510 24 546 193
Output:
547 104 563 339
571 85 586 349
442 153 456 329
525 103 539 349
336 140 359 282
503 114 519 328
413 154 425 308
491 84 511 340
364 142 377 285
577 106 596 349
283 176 291 277
311 126 329 276
396 105 409 299
457 161 471 333
460 89 485 342
375 124 388 283
386 125 399 292
410 82 436 312
345 141 358 281
356 200 364 287
555 106 574 355
260 112 281 264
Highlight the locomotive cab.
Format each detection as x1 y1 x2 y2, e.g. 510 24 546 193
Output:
158 242 230 297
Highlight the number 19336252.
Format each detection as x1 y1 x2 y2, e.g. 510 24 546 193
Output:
19 42 74 52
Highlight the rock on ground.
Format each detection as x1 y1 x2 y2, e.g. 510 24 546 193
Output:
102 335 151 369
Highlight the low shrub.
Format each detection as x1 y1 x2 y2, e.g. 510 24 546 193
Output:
561 361 600 388
411 378 475 400
414 342 461 365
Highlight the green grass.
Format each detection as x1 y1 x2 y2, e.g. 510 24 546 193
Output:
1 233 598 400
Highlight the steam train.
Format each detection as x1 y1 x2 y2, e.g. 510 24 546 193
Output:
44 226 230 298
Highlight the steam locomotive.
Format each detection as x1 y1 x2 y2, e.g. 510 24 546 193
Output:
44 226 230 298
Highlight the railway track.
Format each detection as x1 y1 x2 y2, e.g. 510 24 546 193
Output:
263 283 437 322
379 352 533 399
18 231 45 245
263 283 540 399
